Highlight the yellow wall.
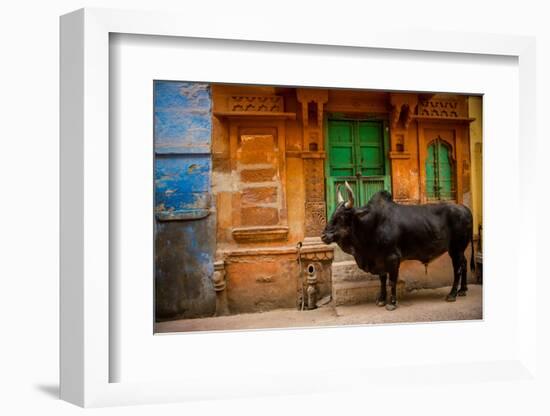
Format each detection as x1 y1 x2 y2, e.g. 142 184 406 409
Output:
468 96 483 238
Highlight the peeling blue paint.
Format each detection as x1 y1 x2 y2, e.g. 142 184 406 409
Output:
155 155 211 215
154 81 212 217
154 81 216 319
154 81 212 154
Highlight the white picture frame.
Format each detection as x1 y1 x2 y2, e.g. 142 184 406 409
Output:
60 7 541 408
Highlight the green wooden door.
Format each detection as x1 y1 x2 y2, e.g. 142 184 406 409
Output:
426 138 454 200
326 119 391 218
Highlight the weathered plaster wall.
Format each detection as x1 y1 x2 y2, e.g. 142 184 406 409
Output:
209 85 332 314
154 81 216 320
390 123 421 203
211 85 306 249
156 85 481 318
469 96 483 237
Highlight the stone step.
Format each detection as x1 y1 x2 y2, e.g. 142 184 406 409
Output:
331 260 378 283
333 279 405 306
331 243 354 262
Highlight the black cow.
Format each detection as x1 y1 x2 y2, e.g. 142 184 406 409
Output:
321 182 474 311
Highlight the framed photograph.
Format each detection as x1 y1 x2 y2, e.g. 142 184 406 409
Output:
60 7 539 408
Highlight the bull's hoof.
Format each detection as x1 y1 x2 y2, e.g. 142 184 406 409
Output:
376 299 387 307
457 289 467 297
446 294 457 302
385 303 397 311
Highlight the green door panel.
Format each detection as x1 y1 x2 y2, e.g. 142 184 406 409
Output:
358 122 384 176
326 119 391 219
426 142 437 198
358 177 386 203
438 143 453 199
328 121 355 177
426 138 454 200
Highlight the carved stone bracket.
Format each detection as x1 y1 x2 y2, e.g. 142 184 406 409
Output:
403 104 414 129
390 93 418 130
297 89 329 129
391 104 401 129
389 93 419 157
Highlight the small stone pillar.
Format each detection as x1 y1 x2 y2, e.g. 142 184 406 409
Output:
212 260 229 316
298 245 334 308
305 263 318 310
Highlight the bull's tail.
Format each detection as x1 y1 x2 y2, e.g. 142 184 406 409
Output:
470 233 475 273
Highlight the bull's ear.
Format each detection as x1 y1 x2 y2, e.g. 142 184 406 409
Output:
354 207 370 219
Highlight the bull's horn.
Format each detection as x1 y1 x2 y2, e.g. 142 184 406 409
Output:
344 181 355 209
336 185 344 204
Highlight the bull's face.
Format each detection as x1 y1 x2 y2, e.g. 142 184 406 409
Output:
321 181 356 246
321 202 354 245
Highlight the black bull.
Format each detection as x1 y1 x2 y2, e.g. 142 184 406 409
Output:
321 183 474 311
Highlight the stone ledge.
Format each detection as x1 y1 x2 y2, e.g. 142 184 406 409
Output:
232 226 289 243
332 260 378 283
333 280 405 306
389 151 411 159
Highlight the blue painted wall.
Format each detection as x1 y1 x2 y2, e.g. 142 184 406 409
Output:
154 81 216 319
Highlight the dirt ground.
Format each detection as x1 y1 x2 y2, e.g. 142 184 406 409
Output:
155 284 483 333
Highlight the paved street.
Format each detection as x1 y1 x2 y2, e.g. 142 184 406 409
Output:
155 284 483 333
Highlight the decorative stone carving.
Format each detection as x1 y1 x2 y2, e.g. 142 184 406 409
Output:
403 104 415 129
229 95 284 113
303 159 325 202
303 158 327 237
304 201 327 238
297 89 329 239
391 104 401 129
418 97 466 118
298 245 334 262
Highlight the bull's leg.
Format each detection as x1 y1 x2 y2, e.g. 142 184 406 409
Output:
377 274 387 307
458 256 468 296
385 259 400 311
446 253 464 302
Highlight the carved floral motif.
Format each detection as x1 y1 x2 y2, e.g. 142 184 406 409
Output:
303 159 327 237
304 159 325 202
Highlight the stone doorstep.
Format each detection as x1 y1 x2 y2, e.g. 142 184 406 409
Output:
333 279 405 306
332 257 407 306
331 260 378 283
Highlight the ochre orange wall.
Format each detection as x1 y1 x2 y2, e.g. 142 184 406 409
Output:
210 86 480 313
